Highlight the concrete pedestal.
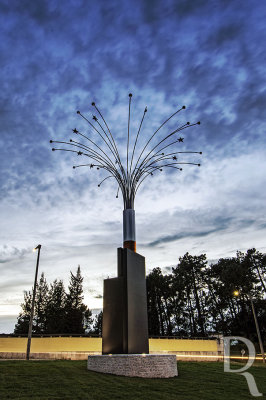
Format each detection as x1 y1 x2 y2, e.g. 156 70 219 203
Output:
87 354 178 378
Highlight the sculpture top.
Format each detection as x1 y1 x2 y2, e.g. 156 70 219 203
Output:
50 94 202 251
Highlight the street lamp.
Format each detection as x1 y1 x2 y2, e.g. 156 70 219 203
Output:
26 244 41 360
233 290 265 363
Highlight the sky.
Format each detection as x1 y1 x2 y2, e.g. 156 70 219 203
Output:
1 0 266 334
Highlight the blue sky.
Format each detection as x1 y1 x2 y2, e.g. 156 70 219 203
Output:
1 0 266 333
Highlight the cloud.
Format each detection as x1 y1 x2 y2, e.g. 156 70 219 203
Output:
0 246 30 264
148 228 226 247
147 217 257 247
0 0 266 332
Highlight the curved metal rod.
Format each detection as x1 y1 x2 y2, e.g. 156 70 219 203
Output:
127 93 132 179
135 122 191 171
73 163 100 169
69 139 108 161
69 139 124 188
144 152 202 170
92 115 119 159
77 113 119 167
143 150 202 168
133 167 167 195
131 122 190 188
130 165 163 202
50 139 116 175
92 115 126 182
146 123 201 163
134 161 200 193
51 148 81 155
51 98 201 210
76 115 127 190
131 105 186 179
92 103 126 180
78 161 127 202
98 175 114 187
73 130 118 173
132 122 200 188
51 144 125 192
51 148 109 174
160 161 201 168
129 106 147 177
134 164 185 195
52 140 107 163
162 151 202 157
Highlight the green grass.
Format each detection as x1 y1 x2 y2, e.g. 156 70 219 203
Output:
0 360 265 400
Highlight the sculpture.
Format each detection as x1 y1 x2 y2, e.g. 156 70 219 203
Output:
50 94 202 355
50 94 202 253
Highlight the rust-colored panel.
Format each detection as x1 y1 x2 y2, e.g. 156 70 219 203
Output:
123 240 136 252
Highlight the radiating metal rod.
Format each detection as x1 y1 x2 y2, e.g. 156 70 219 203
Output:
50 94 202 251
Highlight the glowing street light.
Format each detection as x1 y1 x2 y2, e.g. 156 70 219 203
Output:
233 289 265 363
26 244 41 360
50 94 202 252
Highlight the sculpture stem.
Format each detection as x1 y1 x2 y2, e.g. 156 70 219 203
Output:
123 209 136 252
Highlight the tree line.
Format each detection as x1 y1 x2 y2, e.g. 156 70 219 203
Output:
14 248 265 342
147 248 266 342
14 266 98 335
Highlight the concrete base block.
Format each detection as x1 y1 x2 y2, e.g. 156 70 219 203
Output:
87 354 178 378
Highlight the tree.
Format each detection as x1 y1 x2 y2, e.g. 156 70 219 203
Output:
147 268 164 336
34 273 49 333
92 311 103 335
146 249 265 339
14 274 49 334
203 249 265 340
64 266 92 334
240 248 266 295
46 279 67 333
14 266 93 335
172 253 208 336
14 291 32 334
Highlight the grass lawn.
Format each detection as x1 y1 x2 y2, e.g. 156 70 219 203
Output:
0 360 265 400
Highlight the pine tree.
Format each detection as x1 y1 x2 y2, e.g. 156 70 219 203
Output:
14 291 32 334
175 253 207 336
34 273 49 333
46 279 67 333
64 266 92 333
14 267 93 335
147 268 168 336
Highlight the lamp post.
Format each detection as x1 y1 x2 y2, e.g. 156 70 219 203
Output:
233 290 265 363
26 244 41 360
248 294 265 363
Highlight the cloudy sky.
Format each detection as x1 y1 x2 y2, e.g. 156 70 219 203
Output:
1 0 266 333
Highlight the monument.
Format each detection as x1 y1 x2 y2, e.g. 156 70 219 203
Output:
50 94 201 377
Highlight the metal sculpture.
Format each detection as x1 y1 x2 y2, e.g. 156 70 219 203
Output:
50 94 202 252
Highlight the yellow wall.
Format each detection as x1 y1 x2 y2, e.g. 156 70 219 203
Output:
149 338 217 352
0 337 217 353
